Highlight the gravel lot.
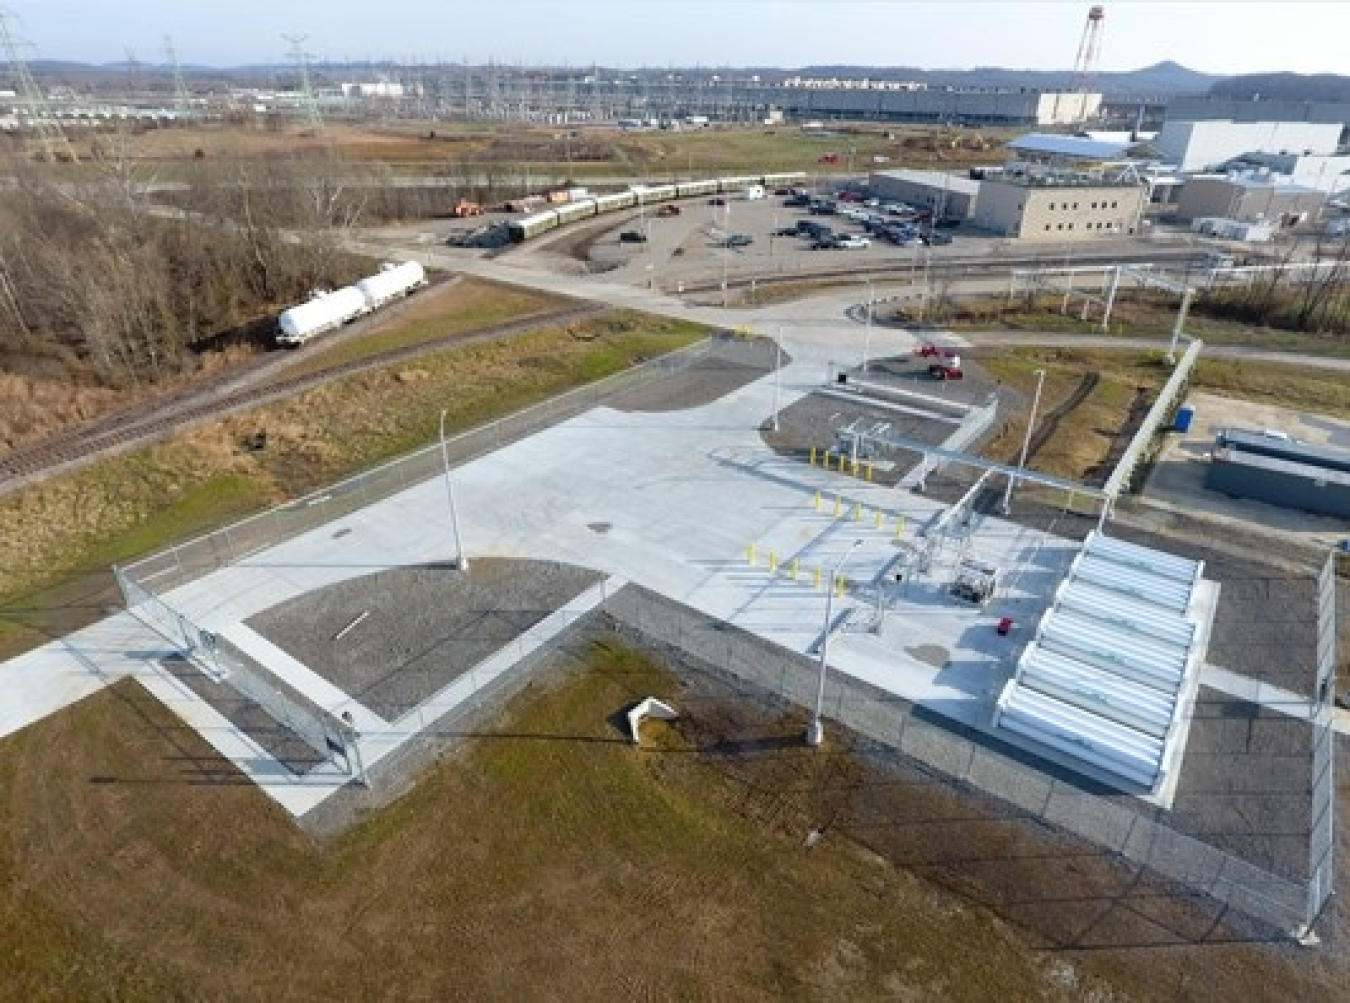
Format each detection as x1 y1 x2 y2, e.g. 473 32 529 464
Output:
249 560 600 723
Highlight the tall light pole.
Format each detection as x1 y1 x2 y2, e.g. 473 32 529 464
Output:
1166 286 1195 365
807 538 863 747
861 279 874 372
439 408 468 571
1001 369 1046 515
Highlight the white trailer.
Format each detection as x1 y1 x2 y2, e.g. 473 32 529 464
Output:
276 286 368 346
355 261 427 310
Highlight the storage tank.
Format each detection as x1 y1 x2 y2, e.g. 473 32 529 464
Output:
1174 403 1196 433
356 261 426 310
276 286 368 346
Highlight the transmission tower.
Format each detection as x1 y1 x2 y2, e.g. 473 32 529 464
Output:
283 34 323 128
0 7 77 162
164 35 193 120
1072 5 1106 95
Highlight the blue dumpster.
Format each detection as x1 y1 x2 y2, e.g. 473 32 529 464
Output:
1174 403 1196 433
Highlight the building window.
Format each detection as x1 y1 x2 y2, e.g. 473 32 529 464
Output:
1057 223 1064 230
1073 202 1079 209
1048 202 1055 210
1045 224 1051 231
1068 222 1074 230
1111 201 1118 208
1090 201 1097 209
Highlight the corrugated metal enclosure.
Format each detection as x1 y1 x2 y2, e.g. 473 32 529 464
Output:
1206 428 1350 519
993 531 1211 797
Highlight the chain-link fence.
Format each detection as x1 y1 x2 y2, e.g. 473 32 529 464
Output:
603 581 1331 939
114 341 715 779
117 338 714 596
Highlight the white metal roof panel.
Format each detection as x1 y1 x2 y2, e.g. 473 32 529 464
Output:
1007 133 1132 160
995 684 1163 789
1020 648 1177 739
1084 531 1202 583
1071 553 1195 614
1055 579 1197 648
1039 610 1188 692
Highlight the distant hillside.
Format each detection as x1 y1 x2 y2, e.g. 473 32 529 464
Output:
786 60 1223 97
1210 72 1350 103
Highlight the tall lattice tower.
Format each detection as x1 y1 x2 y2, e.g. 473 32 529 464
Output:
164 35 193 120
1072 5 1107 96
283 34 323 128
0 7 77 162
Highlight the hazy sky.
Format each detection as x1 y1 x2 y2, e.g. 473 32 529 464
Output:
5 0 1349 75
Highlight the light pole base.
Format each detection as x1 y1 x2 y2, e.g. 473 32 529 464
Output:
805 719 824 747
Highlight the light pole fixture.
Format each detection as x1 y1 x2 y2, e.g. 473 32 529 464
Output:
439 408 468 571
807 538 863 747
1001 369 1046 515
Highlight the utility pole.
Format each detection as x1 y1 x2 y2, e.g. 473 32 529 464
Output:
0 8 77 163
283 34 323 129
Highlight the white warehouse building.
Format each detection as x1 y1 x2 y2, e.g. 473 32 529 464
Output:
1152 120 1343 172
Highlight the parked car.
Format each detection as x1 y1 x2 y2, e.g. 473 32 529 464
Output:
619 230 647 243
835 235 871 249
655 204 681 217
812 236 840 250
772 226 800 237
783 194 811 207
722 233 753 247
708 196 727 206
927 232 954 245
808 201 838 215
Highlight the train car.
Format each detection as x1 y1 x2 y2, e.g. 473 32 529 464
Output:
356 261 427 310
508 209 560 242
716 175 762 193
675 179 720 199
593 190 638 214
763 171 808 190
633 183 677 204
555 199 599 225
277 286 368 347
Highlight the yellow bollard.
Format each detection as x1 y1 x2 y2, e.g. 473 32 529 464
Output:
852 458 860 477
813 490 821 512
791 558 799 580
834 494 843 517
809 446 817 466
866 463 874 482
814 567 822 591
769 550 777 573
836 574 847 598
875 508 884 529
747 542 756 566
853 502 862 522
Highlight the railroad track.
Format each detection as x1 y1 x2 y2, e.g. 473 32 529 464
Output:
0 302 606 496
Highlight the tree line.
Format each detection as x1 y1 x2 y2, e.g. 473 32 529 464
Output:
0 147 376 385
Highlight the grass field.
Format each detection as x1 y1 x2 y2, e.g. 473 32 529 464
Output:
3 634 1343 1001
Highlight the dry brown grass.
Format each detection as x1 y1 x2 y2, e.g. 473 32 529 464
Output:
0 313 702 656
2 638 1341 1001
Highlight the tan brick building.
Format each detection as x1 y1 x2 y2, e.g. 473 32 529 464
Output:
971 178 1147 241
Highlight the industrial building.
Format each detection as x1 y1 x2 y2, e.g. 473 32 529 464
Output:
1219 151 1350 195
969 176 1146 240
867 169 981 219
1175 174 1326 226
1205 428 1350 519
1166 95 1350 136
1151 120 1343 172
